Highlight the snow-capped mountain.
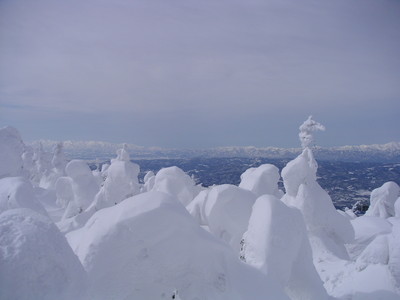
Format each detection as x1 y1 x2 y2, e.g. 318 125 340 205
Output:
33 140 400 162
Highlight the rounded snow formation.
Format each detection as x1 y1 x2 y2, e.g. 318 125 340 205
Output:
187 189 210 226
389 220 400 293
282 148 354 261
0 177 47 216
352 216 392 242
89 157 140 211
365 181 400 219
113 143 130 162
87 145 140 211
65 159 94 180
348 215 393 259
239 164 282 198
243 195 329 300
396 197 400 218
51 142 67 174
281 148 318 198
67 190 289 300
153 166 198 206
0 208 87 300
101 158 140 197
64 160 99 213
0 126 24 179
142 170 156 192
204 184 257 252
55 176 75 208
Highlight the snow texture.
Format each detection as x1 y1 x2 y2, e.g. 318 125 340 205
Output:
152 166 199 206
0 126 24 179
142 170 156 192
365 181 400 219
282 148 354 261
52 142 67 175
61 160 99 218
239 163 282 198
1 122 399 300
0 177 47 216
203 184 256 253
299 115 325 149
395 197 400 217
67 190 289 300
242 195 330 300
87 145 140 211
0 208 87 300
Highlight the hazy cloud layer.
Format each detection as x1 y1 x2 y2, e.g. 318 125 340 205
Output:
1 0 399 147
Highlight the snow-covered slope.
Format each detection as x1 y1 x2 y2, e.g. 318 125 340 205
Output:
1 120 400 300
34 140 400 162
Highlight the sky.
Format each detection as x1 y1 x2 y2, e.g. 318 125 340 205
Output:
0 0 399 148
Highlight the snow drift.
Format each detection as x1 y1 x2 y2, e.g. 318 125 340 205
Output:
0 208 87 300
1 121 399 300
67 190 289 300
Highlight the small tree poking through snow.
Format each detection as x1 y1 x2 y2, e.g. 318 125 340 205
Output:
299 116 325 149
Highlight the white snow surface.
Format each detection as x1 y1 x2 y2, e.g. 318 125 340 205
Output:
242 195 330 300
0 177 47 216
395 197 400 217
67 190 289 300
61 159 100 217
282 148 354 261
365 181 400 218
0 208 87 300
87 146 140 211
239 163 282 198
152 166 200 206
190 184 257 253
142 170 156 192
1 123 400 300
0 126 24 178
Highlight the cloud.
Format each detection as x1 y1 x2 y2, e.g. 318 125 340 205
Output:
1 0 399 146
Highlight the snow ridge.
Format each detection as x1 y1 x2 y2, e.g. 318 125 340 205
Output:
33 140 400 161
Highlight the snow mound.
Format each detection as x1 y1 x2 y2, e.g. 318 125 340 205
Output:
61 160 99 218
67 191 289 300
88 145 140 211
142 170 155 192
365 181 400 219
0 126 24 179
282 148 354 261
0 208 87 300
187 189 210 226
152 166 199 206
188 185 257 252
239 164 282 198
395 197 400 217
52 142 67 175
242 195 329 300
0 177 47 216
388 219 400 293
203 184 257 252
347 215 392 259
38 143 68 190
281 147 318 198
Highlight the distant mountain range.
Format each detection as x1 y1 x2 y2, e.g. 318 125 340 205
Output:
32 140 400 162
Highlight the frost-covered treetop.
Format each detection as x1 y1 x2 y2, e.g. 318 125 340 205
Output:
115 143 130 161
299 116 325 149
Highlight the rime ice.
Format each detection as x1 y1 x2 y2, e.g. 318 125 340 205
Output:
0 124 399 299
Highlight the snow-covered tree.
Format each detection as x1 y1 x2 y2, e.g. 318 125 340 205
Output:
299 115 325 149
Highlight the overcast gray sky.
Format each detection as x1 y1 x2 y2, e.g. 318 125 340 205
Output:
1 0 399 148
